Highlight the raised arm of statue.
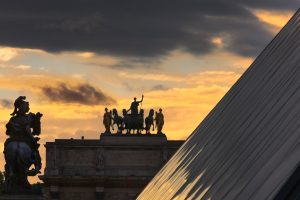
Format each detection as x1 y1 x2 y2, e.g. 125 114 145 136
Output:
137 94 144 103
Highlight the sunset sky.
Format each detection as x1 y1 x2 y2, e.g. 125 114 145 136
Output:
0 1 298 182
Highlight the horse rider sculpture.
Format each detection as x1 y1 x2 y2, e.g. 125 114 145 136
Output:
4 96 42 193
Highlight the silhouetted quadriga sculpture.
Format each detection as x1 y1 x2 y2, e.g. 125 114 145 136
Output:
3 96 42 194
103 95 165 135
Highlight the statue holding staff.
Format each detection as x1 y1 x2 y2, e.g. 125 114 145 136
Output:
127 95 144 116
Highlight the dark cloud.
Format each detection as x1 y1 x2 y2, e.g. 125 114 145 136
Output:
0 0 298 58
122 82 170 92
0 99 13 109
41 83 116 105
230 0 299 10
111 58 161 69
86 57 161 69
151 84 169 91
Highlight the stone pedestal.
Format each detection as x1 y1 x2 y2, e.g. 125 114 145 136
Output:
41 134 184 200
0 194 44 200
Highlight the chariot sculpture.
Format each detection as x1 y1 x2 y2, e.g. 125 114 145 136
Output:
103 95 164 135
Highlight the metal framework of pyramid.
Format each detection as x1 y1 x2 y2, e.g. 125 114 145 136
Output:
138 9 300 200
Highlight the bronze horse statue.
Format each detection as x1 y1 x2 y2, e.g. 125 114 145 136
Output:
112 109 123 134
4 96 42 193
145 109 155 134
122 109 144 134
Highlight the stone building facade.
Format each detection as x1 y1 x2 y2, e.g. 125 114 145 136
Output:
40 134 184 200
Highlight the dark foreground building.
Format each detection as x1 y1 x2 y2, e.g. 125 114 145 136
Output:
40 134 184 200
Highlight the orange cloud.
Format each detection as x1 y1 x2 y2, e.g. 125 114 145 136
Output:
0 47 18 62
252 9 293 32
76 52 95 59
212 37 223 47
